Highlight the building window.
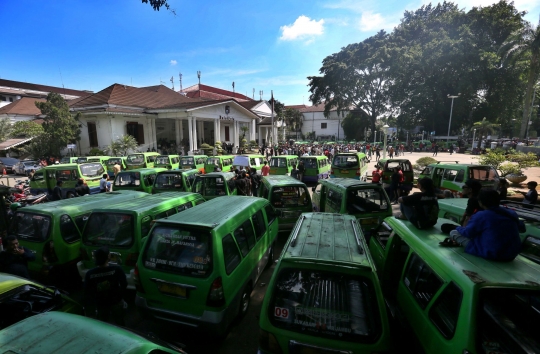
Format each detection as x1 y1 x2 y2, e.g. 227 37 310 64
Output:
0 96 5 101
225 126 230 141
321 123 327 129
127 122 144 145
9 97 13 102
87 122 98 147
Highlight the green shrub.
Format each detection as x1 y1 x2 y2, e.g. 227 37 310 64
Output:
413 157 438 172
499 163 521 176
88 148 105 156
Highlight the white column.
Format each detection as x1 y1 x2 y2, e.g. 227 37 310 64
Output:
175 119 181 146
234 120 239 149
188 117 194 152
152 118 157 149
192 117 198 151
214 119 218 143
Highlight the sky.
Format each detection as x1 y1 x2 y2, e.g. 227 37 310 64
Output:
1 0 539 106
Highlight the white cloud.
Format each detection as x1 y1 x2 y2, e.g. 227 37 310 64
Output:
170 60 177 65
358 11 387 31
280 15 325 41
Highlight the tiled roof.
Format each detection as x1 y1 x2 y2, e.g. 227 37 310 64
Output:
70 84 200 110
181 84 253 102
0 79 92 98
285 104 307 110
0 97 46 116
285 103 339 113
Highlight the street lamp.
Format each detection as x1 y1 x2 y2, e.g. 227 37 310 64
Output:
472 128 476 149
447 93 461 143
382 124 389 159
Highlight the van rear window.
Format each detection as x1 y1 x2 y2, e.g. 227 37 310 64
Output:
181 157 195 166
201 177 228 196
142 226 212 278
477 288 540 353
114 172 141 186
155 156 170 165
11 212 51 242
301 158 317 169
270 186 309 208
269 269 381 343
80 163 105 178
82 213 134 247
469 167 498 181
333 155 358 168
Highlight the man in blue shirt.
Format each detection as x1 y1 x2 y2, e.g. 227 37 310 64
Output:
99 174 108 193
449 189 522 261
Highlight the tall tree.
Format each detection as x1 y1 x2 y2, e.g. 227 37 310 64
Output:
307 30 392 134
283 108 303 139
0 118 11 142
500 19 540 138
107 135 139 156
9 121 44 139
35 93 81 157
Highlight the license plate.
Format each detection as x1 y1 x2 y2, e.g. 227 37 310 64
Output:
157 282 187 297
340 170 349 174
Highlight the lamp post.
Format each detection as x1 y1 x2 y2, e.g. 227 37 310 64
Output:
382 124 389 159
472 129 476 149
447 94 460 143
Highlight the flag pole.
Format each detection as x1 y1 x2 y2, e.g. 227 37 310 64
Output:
271 90 275 145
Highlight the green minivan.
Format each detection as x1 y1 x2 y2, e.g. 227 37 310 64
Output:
258 213 391 354
9 191 146 284
191 172 237 200
312 178 392 231
259 175 311 231
368 217 540 354
155 155 181 170
105 156 127 178
268 155 298 176
112 168 167 194
30 163 106 198
152 169 201 194
77 192 205 289
205 155 234 173
134 196 279 336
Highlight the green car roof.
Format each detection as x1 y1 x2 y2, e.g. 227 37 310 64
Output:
318 178 379 190
0 312 182 354
262 175 306 187
0 273 37 293
282 213 372 269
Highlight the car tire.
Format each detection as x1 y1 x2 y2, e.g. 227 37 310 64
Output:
238 284 252 318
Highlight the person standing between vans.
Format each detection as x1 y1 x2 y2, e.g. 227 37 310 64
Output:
297 161 305 182
461 179 482 226
443 190 522 261
113 161 121 176
0 235 36 279
516 181 538 209
375 146 381 161
432 144 439 157
51 180 63 201
290 164 300 180
262 162 270 176
84 246 127 325
250 167 260 196
396 177 439 229
372 165 381 184
99 174 108 193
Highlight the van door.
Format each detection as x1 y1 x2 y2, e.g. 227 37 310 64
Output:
432 168 445 189
191 176 203 194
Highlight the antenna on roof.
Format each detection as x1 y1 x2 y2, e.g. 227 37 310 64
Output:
170 76 174 90
232 82 235 96
197 71 201 85
59 69 66 97
179 73 182 92
259 90 263 100
252 88 255 100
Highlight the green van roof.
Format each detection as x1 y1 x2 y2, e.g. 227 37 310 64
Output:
117 167 167 174
154 196 269 229
262 175 306 187
90 192 201 213
17 191 146 214
283 213 372 269
318 178 376 190
0 312 175 354
385 217 540 288
200 171 235 178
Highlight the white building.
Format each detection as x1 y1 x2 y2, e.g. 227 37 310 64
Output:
286 104 346 141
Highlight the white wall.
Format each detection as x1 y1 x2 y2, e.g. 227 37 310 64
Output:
300 111 345 140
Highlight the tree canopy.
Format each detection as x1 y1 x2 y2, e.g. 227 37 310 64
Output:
308 0 536 138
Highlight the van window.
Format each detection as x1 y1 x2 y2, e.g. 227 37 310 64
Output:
233 221 255 257
347 188 388 213
155 208 178 219
32 170 44 181
443 169 458 182
270 186 309 207
142 225 212 278
403 253 443 309
202 177 228 196
429 282 462 339
477 289 540 353
80 163 105 178
155 156 170 165
455 170 464 183
223 234 241 275
252 210 266 240
303 159 317 168
12 212 51 242
56 169 78 181
144 173 156 187
269 269 381 343
470 167 498 181
333 155 359 168
74 213 91 232
82 213 134 247
154 173 184 190
141 216 153 238
260 184 270 199
265 205 276 224
327 189 343 210
60 214 80 244
115 172 141 186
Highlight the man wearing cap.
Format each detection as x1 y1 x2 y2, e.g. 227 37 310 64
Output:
84 246 127 325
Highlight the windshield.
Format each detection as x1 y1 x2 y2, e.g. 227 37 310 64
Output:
347 188 389 213
143 225 212 278
80 163 105 177
269 269 381 343
83 213 134 247
181 157 195 167
155 156 170 165
60 158 71 164
270 186 309 208
470 167 499 181
23 161 37 167
11 212 51 242
301 158 318 169
270 158 287 168
106 158 121 166
76 157 88 163
477 288 540 353
114 172 141 186
201 177 229 196
207 157 220 165
154 173 184 190
333 155 359 168
127 154 144 164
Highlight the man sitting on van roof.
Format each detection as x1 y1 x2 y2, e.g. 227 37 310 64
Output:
445 189 522 262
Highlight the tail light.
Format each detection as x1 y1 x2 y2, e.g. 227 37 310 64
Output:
258 329 282 353
126 253 139 267
356 168 361 176
206 277 225 307
79 248 90 261
134 263 145 293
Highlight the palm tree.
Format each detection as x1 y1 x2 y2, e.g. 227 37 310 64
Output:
108 135 139 156
472 117 499 139
500 20 540 138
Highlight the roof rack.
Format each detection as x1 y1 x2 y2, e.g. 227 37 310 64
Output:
351 219 364 254
290 215 306 247
500 200 540 222
435 161 459 164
